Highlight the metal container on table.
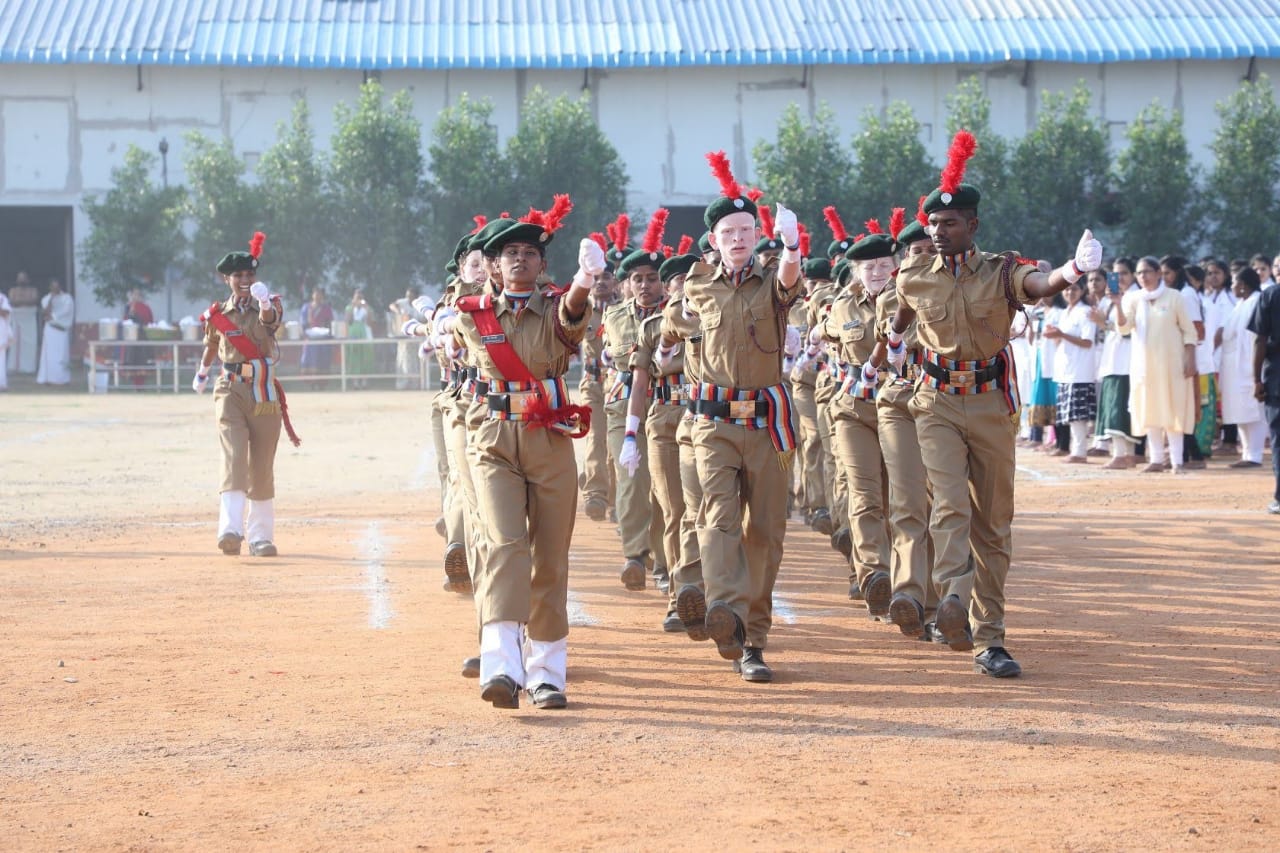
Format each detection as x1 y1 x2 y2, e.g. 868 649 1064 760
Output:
330 319 349 338
285 320 303 341
121 320 139 341
181 324 203 342
98 318 120 340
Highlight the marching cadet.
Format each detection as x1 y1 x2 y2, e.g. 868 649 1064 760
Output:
622 241 700 632
604 209 671 591
576 233 617 522
882 132 1103 677
661 152 803 682
790 257 833 533
193 232 300 557
807 259 854 571
443 197 596 709
821 221 896 618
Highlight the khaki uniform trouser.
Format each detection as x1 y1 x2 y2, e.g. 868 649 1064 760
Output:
578 378 613 505
606 397 655 562
432 393 466 544
792 379 826 511
832 394 890 587
646 402 686 607
471 417 577 641
444 393 481 579
673 415 704 600
216 382 281 500
692 419 787 650
909 385 1016 652
817 398 848 531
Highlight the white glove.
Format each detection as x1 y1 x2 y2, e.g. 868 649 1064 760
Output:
433 308 458 337
192 371 209 394
412 295 436 316
886 343 907 369
1074 229 1103 274
656 342 679 370
807 325 824 347
419 340 434 359
619 416 642 476
579 238 606 277
774 203 799 247
854 362 879 396
401 319 422 337
784 325 802 358
249 282 271 309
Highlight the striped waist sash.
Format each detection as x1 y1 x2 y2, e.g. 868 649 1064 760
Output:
222 358 281 415
920 347 1019 413
687 381 797 454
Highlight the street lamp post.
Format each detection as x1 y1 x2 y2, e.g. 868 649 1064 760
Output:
159 137 171 322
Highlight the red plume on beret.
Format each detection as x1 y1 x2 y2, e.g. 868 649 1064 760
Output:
758 204 775 238
823 206 848 242
940 130 977 195
249 231 265 259
642 208 669 255
853 232 866 243
864 218 883 236
914 195 928 226
500 211 510 218
589 232 607 251
519 194 573 235
608 213 631 252
676 234 693 256
662 245 673 258
799 231 811 258
889 207 906 240
746 187 764 203
706 150 743 200
471 214 487 234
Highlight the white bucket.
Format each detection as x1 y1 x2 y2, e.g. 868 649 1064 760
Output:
121 320 139 341
285 320 303 341
181 324 203 342
98 318 120 340
331 320 349 338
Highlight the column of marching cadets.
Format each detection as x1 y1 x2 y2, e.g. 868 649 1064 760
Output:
400 132 1105 708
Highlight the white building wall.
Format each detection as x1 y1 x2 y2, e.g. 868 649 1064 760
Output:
1 58 1276 319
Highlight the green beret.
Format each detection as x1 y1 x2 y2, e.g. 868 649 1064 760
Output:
659 253 699 283
470 218 516 255
445 259 459 275
754 237 782 255
617 248 665 278
832 258 850 285
846 233 898 262
453 234 474 262
923 183 981 214
802 258 833 281
607 246 631 266
895 221 930 247
484 221 554 256
703 195 758 230
216 251 258 275
697 232 714 255
827 238 854 260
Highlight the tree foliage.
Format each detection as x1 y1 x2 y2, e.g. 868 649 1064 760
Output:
1005 82 1110 261
426 94 512 279
752 103 855 235
257 99 331 302
849 101 937 226
181 131 259 298
1206 74 1280 259
945 76 1017 246
78 145 186 310
1113 101 1200 258
327 80 428 311
504 87 627 281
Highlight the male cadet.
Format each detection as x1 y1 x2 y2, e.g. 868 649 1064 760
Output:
443 197 596 709
193 232 300 557
661 152 802 682
604 210 671 591
821 220 897 618
790 256 834 533
884 132 1103 677
1248 276 1280 514
577 231 618 521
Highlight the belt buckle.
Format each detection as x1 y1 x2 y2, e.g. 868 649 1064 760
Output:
508 391 538 415
949 369 975 388
728 399 757 419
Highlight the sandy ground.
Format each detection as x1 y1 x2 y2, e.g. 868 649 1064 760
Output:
1 390 1278 851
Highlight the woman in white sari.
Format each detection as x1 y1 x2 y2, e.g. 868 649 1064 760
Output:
1220 267 1267 466
36 278 74 385
1116 256 1198 473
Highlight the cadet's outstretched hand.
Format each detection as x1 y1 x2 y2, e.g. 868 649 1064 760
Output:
774 203 799 247
192 371 208 394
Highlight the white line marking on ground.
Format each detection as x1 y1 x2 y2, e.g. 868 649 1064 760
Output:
1016 465 1057 482
567 590 597 627
0 418 124 448
772 594 799 625
356 522 394 630
409 445 436 490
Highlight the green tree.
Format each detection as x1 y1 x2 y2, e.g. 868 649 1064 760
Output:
505 87 627 280
426 94 512 277
849 101 936 226
945 76 1016 246
752 102 855 234
182 131 259 297
78 145 186 311
1006 82 1110 261
1113 101 1200 257
327 80 428 310
1206 74 1280 259
257 99 332 302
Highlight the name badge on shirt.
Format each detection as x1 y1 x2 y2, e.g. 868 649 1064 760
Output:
843 319 861 330
226 330 245 337
480 333 506 345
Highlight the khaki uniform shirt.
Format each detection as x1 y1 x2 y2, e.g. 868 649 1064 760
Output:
453 287 588 381
895 245 1036 362
660 296 703 385
204 296 281 363
822 286 878 368
662 258 799 390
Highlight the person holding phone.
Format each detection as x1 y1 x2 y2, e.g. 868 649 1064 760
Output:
1094 257 1143 468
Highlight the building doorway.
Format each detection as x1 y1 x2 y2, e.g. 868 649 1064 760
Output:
0 205 74 297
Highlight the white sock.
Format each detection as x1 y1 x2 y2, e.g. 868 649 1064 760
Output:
247 499 274 543
219 490 246 537
524 635 568 691
480 621 525 687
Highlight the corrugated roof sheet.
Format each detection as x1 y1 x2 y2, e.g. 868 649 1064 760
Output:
2 0 1279 69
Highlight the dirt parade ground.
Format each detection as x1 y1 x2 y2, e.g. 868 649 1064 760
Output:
1 391 1277 851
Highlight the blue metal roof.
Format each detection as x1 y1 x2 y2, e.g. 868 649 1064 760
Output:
2 0 1279 69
